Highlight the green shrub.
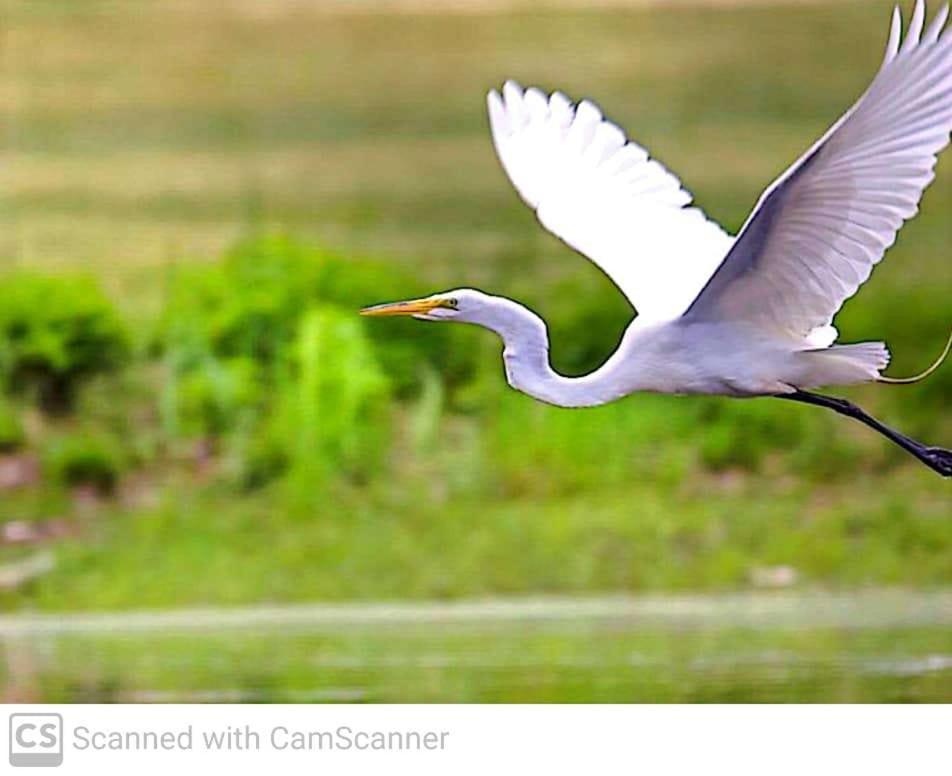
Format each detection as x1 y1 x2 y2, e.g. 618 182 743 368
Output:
0 399 25 453
160 234 326 367
43 431 125 494
248 306 390 493
160 233 474 402
163 356 263 439
0 272 129 413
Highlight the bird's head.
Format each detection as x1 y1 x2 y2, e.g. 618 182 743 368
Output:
360 288 491 324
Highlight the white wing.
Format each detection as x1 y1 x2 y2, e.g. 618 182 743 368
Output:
488 81 734 321
684 1 952 342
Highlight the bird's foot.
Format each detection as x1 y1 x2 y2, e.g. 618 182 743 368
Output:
920 446 952 478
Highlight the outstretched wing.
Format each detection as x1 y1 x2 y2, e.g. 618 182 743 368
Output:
684 1 952 341
488 81 734 321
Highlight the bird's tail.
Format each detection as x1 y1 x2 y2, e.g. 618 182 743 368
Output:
878 329 952 385
794 341 889 388
817 341 892 384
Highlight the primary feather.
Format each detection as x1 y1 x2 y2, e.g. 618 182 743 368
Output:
684 0 952 340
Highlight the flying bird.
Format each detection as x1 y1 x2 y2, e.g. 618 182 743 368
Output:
362 0 952 477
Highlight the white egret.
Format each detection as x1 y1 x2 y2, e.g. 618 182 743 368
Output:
362 1 952 477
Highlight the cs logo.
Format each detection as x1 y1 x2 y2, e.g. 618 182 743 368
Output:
9 714 63 767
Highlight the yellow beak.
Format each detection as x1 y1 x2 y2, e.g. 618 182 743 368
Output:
359 297 450 317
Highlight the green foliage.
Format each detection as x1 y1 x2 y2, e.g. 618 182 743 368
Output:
159 237 414 490
160 234 473 404
43 430 125 494
408 365 445 452
164 356 263 439
250 306 390 493
0 399 26 453
0 272 129 413
161 234 326 367
541 278 633 377
694 398 804 472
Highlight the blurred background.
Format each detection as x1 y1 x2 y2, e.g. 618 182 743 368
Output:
0 0 949 702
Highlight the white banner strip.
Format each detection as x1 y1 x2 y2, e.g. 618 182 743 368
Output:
2 704 948 775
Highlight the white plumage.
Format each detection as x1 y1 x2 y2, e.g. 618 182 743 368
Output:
684 1 952 341
363 1 952 476
487 1 951 347
487 83 734 323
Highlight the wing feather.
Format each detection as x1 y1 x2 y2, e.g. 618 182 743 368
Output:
684 1 952 340
487 82 734 320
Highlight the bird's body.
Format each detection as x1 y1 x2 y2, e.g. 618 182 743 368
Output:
442 292 886 408
362 0 952 476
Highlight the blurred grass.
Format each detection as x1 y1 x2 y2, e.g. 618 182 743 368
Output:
0 0 949 622
9 622 952 703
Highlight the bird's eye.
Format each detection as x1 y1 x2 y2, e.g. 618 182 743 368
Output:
447 298 459 308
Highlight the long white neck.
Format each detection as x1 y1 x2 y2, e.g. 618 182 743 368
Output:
476 298 630 408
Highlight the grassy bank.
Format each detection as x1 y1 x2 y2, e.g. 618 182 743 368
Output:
0 0 949 618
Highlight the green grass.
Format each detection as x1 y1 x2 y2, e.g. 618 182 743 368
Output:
0 0 950 703
8 415 948 612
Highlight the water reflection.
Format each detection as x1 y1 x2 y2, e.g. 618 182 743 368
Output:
3 591 951 702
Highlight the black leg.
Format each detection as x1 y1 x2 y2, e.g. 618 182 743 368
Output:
776 389 952 478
